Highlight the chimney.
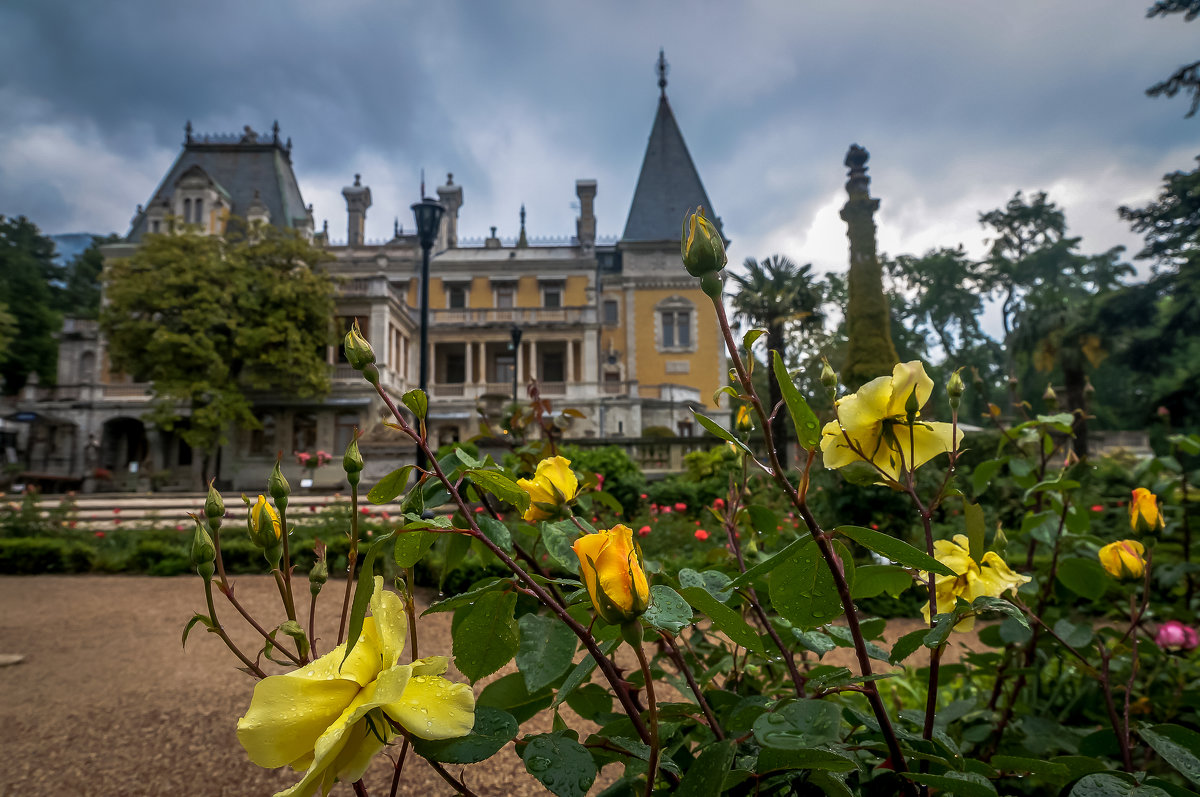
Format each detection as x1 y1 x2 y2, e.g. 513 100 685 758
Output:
342 174 372 246
575 179 597 252
436 172 463 249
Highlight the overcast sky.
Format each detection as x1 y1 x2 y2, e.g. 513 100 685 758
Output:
1 1 1196 285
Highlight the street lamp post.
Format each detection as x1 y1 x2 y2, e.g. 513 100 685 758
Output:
411 196 445 471
509 325 523 407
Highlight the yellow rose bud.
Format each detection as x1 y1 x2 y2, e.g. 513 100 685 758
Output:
1099 539 1147 580
680 206 727 278
343 320 376 371
247 494 283 549
820 360 838 394
1129 488 1164 534
572 524 651 625
517 456 579 522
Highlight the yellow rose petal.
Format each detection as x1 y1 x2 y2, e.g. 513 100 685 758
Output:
385 673 477 740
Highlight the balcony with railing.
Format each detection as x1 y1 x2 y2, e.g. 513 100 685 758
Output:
429 306 596 328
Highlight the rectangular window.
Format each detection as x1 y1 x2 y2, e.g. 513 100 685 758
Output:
293 412 318 453
603 299 619 325
250 413 276 455
447 285 466 309
542 284 562 309
334 413 358 454
445 353 466 384
495 285 514 308
541 351 565 383
493 354 515 383
662 310 690 348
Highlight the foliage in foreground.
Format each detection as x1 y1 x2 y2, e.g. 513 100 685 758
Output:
170 210 1200 797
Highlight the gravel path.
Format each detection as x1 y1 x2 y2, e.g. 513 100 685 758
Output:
0 575 985 796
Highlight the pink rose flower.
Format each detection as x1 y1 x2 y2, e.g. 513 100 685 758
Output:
638 525 651 537
674 502 687 512
1156 620 1199 652
694 529 709 541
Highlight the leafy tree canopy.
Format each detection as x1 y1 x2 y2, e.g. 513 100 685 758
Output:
100 222 337 468
1145 0 1200 117
57 234 120 319
1118 155 1200 266
0 215 62 393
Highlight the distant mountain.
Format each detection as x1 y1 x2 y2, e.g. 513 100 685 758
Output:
50 233 101 265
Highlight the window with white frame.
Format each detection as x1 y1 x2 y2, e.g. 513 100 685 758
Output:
494 284 515 308
542 282 563 309
657 297 695 351
603 299 619 325
447 284 467 309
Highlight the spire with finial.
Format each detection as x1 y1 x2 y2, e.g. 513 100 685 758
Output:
517 204 529 248
184 120 193 144
656 48 669 97
394 217 400 238
272 120 280 144
420 168 426 199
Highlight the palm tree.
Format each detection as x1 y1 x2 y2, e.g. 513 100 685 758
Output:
728 255 825 466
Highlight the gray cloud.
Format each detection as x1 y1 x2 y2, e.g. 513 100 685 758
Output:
0 0 1195 274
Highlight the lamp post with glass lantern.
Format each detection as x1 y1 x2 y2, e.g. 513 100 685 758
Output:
411 195 445 470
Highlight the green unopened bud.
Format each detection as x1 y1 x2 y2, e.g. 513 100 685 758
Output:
700 272 722 300
904 385 921 423
361 362 380 388
344 321 376 371
680 206 727 278
820 360 838 393
1042 383 1059 409
268 457 290 510
204 480 225 530
309 554 328 597
190 516 216 581
947 369 965 410
343 432 364 487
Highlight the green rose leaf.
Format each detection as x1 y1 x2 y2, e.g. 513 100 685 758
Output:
680 586 765 654
1139 723 1200 787
522 733 597 797
540 519 581 574
850 564 913 599
468 468 531 513
643 584 693 634
771 349 822 449
475 515 514 553
452 589 519 683
767 537 850 628
516 613 578 693
478 671 555 725
753 699 843 749
401 388 428 420
1056 557 1109 600
674 740 737 797
367 465 414 504
904 771 998 797
692 409 753 455
394 529 435 568
837 525 955 576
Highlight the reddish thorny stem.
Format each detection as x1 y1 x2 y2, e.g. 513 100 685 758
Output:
709 296 909 773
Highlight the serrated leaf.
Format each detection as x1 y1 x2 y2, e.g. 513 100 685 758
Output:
680 586 764 653
793 629 837 658
692 409 752 454
757 746 858 773
767 538 849 628
971 595 1028 630
367 465 414 504
478 672 554 724
990 755 1070 780
516 613 578 693
904 771 998 797
890 628 927 663
678 568 734 602
728 532 813 589
522 733 597 797
540 519 581 573
965 502 985 562
771 349 821 449
182 612 213 648
422 577 508 614
713 385 740 406
971 457 1006 498
675 740 737 797
475 515 513 553
402 388 428 419
1057 557 1108 600
452 590 519 683
837 525 955 576
851 564 913 599
742 328 767 351
643 584 692 634
752 699 843 749
1140 724 1200 787
553 638 621 707
341 531 395 667
467 468 531 513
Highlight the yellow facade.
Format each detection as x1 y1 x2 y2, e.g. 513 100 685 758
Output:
632 286 723 406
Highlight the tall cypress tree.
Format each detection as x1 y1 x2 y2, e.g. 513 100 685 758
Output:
839 145 898 389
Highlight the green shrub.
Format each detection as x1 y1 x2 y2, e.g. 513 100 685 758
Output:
0 538 94 574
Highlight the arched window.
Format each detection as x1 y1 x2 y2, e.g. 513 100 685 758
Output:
194 198 204 227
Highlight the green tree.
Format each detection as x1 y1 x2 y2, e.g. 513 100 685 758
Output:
0 215 62 393
101 222 337 481
1145 0 1200 117
1118 155 1200 266
57 234 120 319
728 255 824 465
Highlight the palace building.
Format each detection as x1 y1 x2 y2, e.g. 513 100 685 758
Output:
13 63 730 491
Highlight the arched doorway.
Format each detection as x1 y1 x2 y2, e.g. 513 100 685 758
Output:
100 417 147 473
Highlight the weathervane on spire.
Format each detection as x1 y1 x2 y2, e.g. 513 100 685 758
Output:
656 49 669 97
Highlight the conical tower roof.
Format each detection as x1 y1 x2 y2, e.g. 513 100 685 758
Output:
621 65 720 244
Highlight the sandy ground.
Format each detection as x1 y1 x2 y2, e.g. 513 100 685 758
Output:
0 575 984 797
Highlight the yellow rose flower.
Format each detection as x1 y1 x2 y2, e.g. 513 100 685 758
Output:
1129 488 1164 533
572 524 651 625
248 494 282 548
517 455 579 522
1099 539 1147 580
237 577 474 797
922 534 1030 631
820 361 964 482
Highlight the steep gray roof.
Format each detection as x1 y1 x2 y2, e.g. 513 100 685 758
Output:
127 127 308 241
621 96 720 244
